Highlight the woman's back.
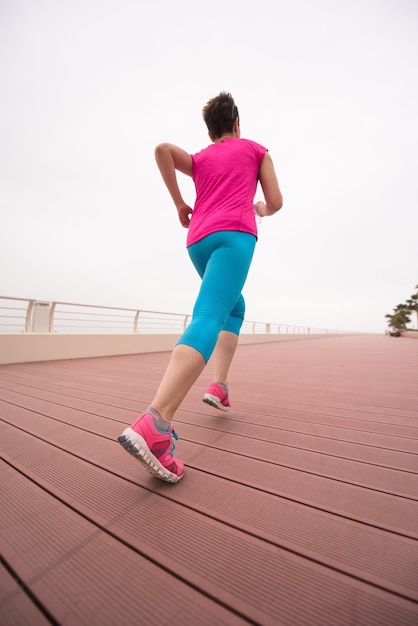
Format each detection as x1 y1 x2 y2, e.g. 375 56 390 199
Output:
188 137 267 246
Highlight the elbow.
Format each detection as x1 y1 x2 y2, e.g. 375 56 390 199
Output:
155 142 169 159
275 195 284 212
155 143 176 171
267 194 283 215
155 142 176 163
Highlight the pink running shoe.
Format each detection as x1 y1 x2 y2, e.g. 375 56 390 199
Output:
117 412 184 483
203 382 231 412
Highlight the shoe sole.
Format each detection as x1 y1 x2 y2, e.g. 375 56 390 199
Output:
117 427 183 484
203 394 230 412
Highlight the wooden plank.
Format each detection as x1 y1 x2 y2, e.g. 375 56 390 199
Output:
0 461 247 626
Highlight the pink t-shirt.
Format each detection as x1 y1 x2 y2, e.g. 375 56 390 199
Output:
187 138 267 247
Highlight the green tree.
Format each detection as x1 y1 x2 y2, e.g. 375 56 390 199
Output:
405 284 418 328
385 304 411 331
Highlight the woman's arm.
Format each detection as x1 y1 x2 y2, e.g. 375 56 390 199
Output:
255 152 283 217
154 143 193 227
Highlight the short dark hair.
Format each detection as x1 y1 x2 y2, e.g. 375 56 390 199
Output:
202 92 239 140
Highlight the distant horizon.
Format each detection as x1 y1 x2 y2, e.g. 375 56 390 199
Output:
1 293 408 335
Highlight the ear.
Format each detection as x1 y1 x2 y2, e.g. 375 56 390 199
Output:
233 118 240 137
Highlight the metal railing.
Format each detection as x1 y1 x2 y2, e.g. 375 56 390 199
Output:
0 296 346 335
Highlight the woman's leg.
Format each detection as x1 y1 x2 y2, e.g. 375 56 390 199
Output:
152 233 255 420
151 344 205 422
211 330 239 384
211 293 246 384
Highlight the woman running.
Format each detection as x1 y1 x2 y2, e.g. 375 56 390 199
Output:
118 91 283 483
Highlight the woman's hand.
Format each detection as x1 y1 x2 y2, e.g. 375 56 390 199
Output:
177 203 193 228
254 201 267 217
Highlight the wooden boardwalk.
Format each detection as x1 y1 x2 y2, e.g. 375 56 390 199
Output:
1 334 417 625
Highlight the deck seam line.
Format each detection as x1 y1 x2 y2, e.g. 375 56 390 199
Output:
0 554 60 626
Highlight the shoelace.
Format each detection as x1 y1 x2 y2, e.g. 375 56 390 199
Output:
168 429 179 456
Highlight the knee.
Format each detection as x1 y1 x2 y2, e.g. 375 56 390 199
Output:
223 297 245 335
231 296 245 322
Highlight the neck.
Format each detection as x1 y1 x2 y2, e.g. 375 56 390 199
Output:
215 134 234 143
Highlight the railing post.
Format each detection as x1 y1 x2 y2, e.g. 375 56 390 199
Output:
29 301 51 332
49 302 56 332
25 300 34 332
134 310 141 333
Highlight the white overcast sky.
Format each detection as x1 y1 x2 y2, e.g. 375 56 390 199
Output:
1 0 417 333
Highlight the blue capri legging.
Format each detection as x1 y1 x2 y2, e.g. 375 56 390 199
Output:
177 230 257 363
